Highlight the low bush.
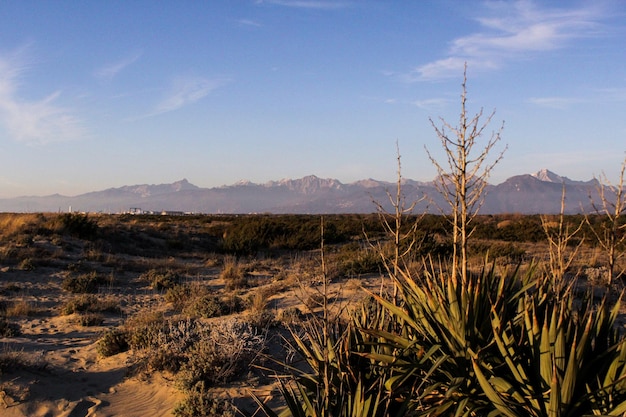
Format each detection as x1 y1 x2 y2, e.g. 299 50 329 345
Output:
140 269 182 291
71 313 105 326
334 244 382 276
220 257 248 290
59 212 99 239
182 295 227 319
176 319 264 390
60 294 121 315
165 284 194 311
62 271 112 294
97 328 129 357
3 300 42 317
173 381 236 417
0 348 45 375
125 311 168 350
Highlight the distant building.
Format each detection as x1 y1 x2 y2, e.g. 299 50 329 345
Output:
161 210 185 216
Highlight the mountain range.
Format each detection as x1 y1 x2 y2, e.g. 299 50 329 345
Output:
0 169 607 215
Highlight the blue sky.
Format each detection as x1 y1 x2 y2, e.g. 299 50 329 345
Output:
0 0 625 197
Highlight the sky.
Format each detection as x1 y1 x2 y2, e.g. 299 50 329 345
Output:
0 0 625 198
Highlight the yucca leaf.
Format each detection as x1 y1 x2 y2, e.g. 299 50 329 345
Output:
560 336 578 406
471 357 518 417
540 313 553 388
359 327 420 351
548 362 560 417
366 291 421 332
606 397 626 415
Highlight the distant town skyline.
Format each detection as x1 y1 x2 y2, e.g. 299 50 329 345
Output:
0 1 625 198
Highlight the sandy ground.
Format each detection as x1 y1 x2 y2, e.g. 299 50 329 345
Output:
1 319 183 417
0 257 379 417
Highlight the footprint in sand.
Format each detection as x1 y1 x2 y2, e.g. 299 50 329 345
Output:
65 397 101 417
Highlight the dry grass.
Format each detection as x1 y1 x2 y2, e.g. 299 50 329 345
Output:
4 299 43 317
220 256 248 290
0 213 50 239
0 346 46 374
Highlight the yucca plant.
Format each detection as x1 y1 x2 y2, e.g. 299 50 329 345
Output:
251 315 393 417
250 217 408 417
360 258 533 416
471 280 626 417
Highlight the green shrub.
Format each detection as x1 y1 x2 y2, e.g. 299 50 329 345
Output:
219 215 351 253
183 295 227 319
61 294 121 315
173 382 236 417
335 244 382 276
139 269 182 291
97 328 129 357
72 313 105 326
61 271 111 294
60 213 99 239
165 284 194 311
125 311 168 350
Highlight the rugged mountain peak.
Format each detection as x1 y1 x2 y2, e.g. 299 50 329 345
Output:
352 178 387 188
171 179 199 191
531 169 566 183
531 169 592 185
266 175 344 194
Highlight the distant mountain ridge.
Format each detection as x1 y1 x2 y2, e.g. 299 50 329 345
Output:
0 170 607 214
530 168 593 185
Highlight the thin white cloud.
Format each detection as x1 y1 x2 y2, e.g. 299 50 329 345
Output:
94 52 142 80
256 0 350 10
527 96 584 109
413 98 450 110
237 18 262 27
0 47 84 145
151 75 229 116
406 1 608 81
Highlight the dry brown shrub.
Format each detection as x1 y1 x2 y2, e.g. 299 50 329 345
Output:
0 346 46 374
176 318 265 390
0 213 50 239
220 256 248 290
4 300 42 317
70 313 105 326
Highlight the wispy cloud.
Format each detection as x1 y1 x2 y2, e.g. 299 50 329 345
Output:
404 1 608 81
413 98 450 110
237 18 262 27
149 75 229 116
0 47 84 145
94 52 142 80
256 0 350 10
